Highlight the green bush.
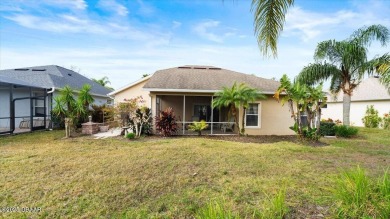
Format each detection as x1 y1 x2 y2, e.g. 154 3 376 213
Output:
188 120 209 136
335 125 358 138
382 113 390 130
319 121 336 136
362 105 382 128
333 167 390 218
126 132 135 139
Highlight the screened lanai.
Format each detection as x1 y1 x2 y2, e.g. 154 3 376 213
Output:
155 94 238 135
0 75 51 135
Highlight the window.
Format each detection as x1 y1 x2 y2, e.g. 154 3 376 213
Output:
33 92 45 116
245 103 260 127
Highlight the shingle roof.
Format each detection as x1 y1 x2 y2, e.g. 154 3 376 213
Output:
143 65 279 93
327 77 390 102
0 75 46 88
0 65 111 96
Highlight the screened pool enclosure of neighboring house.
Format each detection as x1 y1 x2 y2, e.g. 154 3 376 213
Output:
0 77 51 135
155 94 240 135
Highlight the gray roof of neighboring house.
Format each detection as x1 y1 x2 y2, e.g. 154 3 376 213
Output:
143 65 280 93
0 65 111 96
0 75 46 88
327 77 390 102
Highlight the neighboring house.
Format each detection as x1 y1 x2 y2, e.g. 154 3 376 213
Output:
0 65 112 134
322 77 390 126
109 65 294 135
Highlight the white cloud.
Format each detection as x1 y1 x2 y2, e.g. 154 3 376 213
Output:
284 7 358 41
193 20 224 43
43 0 87 10
97 0 129 16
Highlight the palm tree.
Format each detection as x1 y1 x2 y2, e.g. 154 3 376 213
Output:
213 82 265 135
78 84 94 109
251 0 294 57
296 25 389 125
92 76 114 91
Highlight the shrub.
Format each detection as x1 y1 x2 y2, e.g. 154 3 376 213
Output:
335 125 358 138
333 167 390 218
319 121 336 136
126 132 135 139
362 105 382 128
382 113 390 130
188 120 209 136
155 107 178 137
91 104 115 124
302 127 320 141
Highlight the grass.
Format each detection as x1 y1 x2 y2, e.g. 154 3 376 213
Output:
0 128 389 218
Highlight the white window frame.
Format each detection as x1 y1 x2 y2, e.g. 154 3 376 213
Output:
33 92 46 117
245 102 261 128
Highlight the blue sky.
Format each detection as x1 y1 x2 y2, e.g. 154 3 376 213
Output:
1 0 389 89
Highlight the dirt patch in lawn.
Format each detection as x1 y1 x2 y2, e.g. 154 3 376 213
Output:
122 134 329 147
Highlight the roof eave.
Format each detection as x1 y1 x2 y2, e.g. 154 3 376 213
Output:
143 88 275 95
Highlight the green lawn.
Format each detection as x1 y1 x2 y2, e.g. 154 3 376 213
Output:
0 128 389 218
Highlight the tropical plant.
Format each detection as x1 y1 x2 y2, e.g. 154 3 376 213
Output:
78 84 94 109
251 0 294 57
155 107 178 137
362 105 382 128
92 76 114 90
188 120 209 136
382 113 390 130
274 74 326 140
296 25 390 126
52 85 91 137
129 107 152 137
213 82 265 135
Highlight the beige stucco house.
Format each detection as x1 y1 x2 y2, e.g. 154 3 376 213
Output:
322 77 390 126
109 65 294 135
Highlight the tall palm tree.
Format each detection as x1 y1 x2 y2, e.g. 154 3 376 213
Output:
92 76 114 91
92 76 111 87
296 25 389 125
251 0 294 57
78 84 94 109
213 82 265 135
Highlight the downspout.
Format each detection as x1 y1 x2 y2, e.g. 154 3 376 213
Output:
47 87 55 130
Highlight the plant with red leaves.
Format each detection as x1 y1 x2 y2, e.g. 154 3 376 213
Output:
155 107 178 137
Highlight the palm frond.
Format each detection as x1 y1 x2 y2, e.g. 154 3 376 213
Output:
251 0 294 58
350 24 390 47
296 63 341 86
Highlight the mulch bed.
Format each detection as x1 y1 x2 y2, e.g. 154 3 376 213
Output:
121 134 329 147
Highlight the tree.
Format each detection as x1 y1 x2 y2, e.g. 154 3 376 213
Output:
251 0 294 57
274 74 326 140
296 25 389 126
78 84 94 109
52 85 90 137
213 82 266 135
92 76 114 91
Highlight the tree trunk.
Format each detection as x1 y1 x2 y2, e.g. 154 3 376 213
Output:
343 92 351 126
316 105 321 135
288 99 296 121
241 107 246 135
